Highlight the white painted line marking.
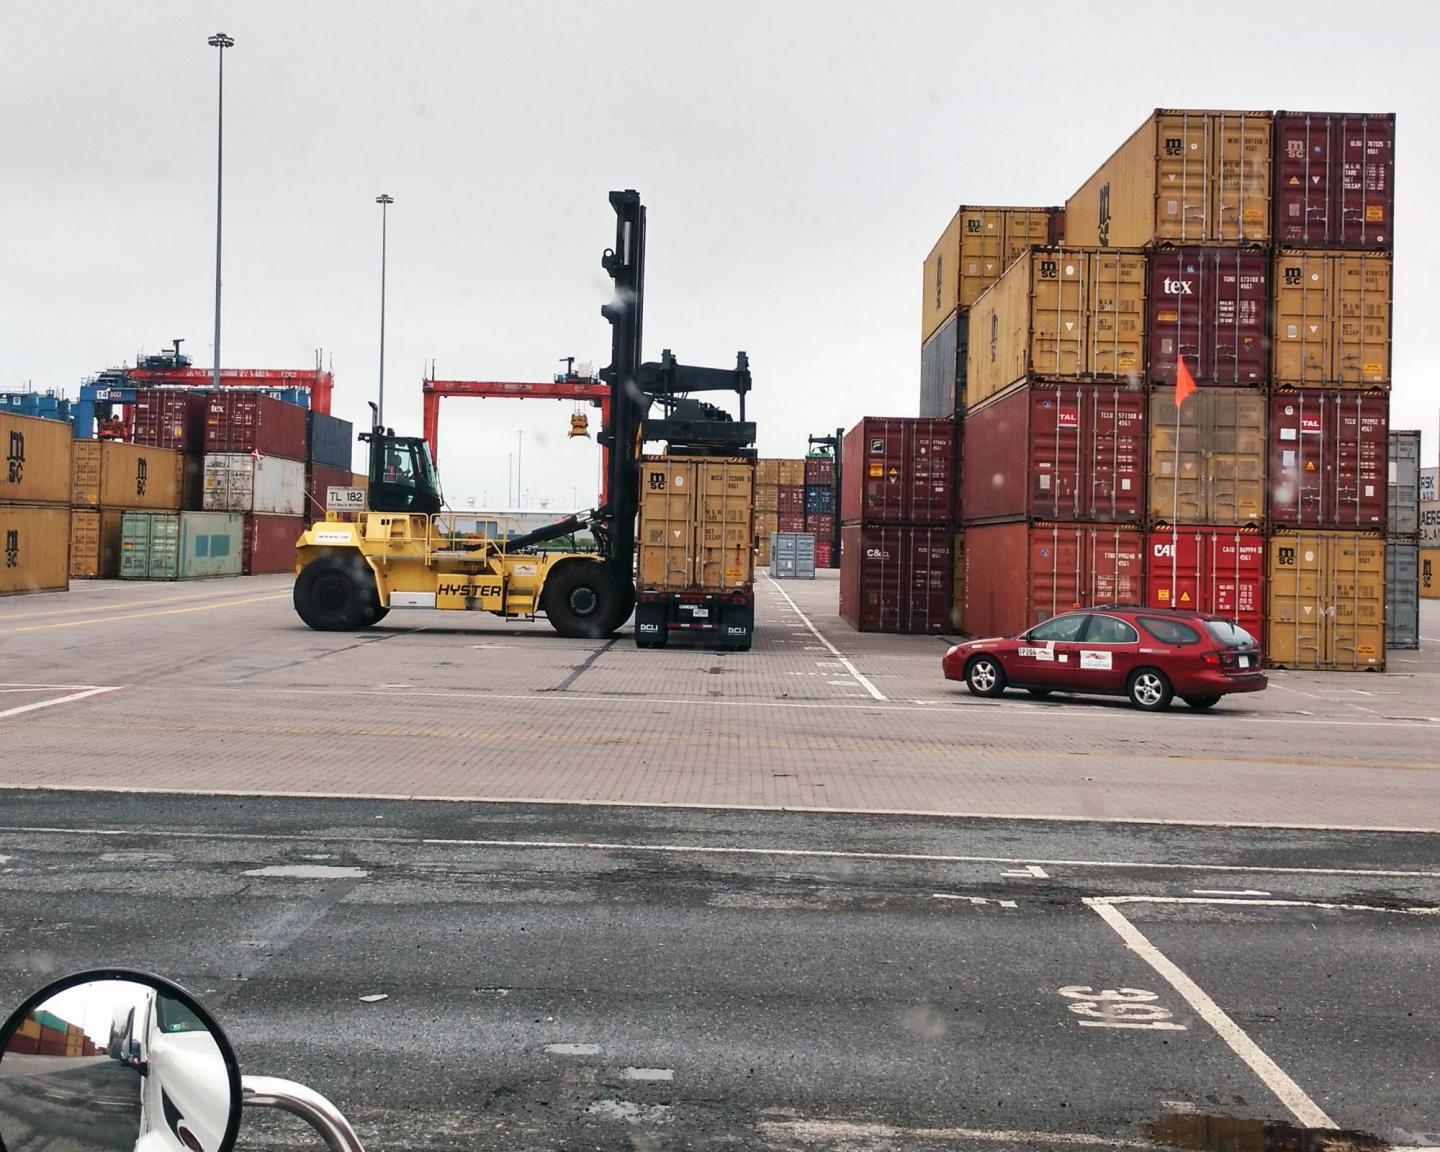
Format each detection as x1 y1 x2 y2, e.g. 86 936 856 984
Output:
1086 898 1335 1129
620 1067 674 1081
1159 1100 1199 1114
0 686 122 721
545 1042 600 1056
1003 865 1049 878
1099 895 1440 917
934 894 1017 909
756 1119 1153 1148
1192 888 1270 897
765 576 885 700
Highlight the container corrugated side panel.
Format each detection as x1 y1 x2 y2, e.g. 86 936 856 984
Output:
1272 250 1393 388
1385 541 1419 649
1267 391 1387 529
638 458 695 590
1421 549 1440 599
1266 530 1385 670
307 411 355 471
1387 430 1421 536
919 311 959 419
1 413 73 505
305 463 353 521
95 442 184 510
922 210 961 342
1273 112 1394 248
961 521 1029 638
0 505 69 594
242 514 304 575
696 458 755 589
177 512 244 579
1149 389 1265 526
1147 247 1270 387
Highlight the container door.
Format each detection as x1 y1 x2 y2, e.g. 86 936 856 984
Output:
1332 395 1387 528
1267 534 1325 668
1207 392 1266 526
1268 391 1328 526
1087 387 1145 522
1385 543 1419 649
1029 250 1088 379
120 514 150 580
1147 528 1202 614
1207 532 1267 650
1327 533 1385 669
1211 113 1271 243
1335 114 1394 247
1333 254 1391 388
1272 252 1330 386
1153 112 1211 242
1088 250 1145 380
1029 389 1079 521
148 515 180 579
1274 113 1333 246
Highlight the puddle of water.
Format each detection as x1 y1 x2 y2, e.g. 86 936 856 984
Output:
242 865 369 880
1145 1113 1389 1151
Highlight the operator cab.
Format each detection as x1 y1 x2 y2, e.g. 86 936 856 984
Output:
363 432 442 514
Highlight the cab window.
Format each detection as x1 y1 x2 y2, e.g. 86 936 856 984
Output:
1204 619 1257 648
1027 614 1088 643
1138 616 1202 645
1083 615 1139 644
155 994 208 1035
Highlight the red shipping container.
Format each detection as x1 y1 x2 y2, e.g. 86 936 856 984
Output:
1268 390 1388 528
205 393 307 460
243 514 304 575
130 390 207 452
777 485 806 514
804 456 836 486
805 511 834 540
963 522 1145 639
1146 527 1265 647
962 382 1144 525
777 512 806 533
841 417 954 526
304 463 353 519
839 524 952 633
1273 112 1394 248
1147 248 1269 386
815 539 834 568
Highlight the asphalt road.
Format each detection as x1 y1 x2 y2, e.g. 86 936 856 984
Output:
1 792 1436 1151
0 1055 140 1151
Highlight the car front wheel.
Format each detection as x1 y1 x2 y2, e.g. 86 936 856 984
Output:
1127 668 1173 711
964 655 1006 698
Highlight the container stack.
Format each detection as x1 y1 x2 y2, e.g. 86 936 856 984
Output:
1421 467 1439 602
753 458 780 566
802 452 837 567
69 440 193 579
1386 430 1421 648
304 409 356 521
1 412 72 596
838 416 955 633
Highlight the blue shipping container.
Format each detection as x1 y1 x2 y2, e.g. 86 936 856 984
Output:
307 411 355 470
804 484 834 515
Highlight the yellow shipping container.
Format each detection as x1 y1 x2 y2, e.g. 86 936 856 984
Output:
921 206 1057 341
1149 390 1266 527
69 508 127 578
71 441 185 510
1271 250 1392 388
755 534 772 568
1 412 73 505
776 459 806 487
756 459 780 487
17 1017 40 1039
637 456 754 591
755 483 778 513
1267 531 1385 671
1421 549 1440 600
696 458 755 589
966 247 1146 407
0 504 70 595
1066 110 1271 247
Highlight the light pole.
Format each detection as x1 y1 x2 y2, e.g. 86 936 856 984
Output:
207 32 234 391
375 194 394 426
507 453 513 506
516 430 523 507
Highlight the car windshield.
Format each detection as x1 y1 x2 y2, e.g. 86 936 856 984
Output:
155 994 208 1035
1204 619 1258 648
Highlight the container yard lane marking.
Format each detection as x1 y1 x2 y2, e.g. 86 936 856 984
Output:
0 593 288 634
764 576 885 701
0 685 122 721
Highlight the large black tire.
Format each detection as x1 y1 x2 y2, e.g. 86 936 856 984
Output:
1127 667 1174 711
964 654 1007 698
1182 695 1221 711
542 561 632 638
294 555 380 632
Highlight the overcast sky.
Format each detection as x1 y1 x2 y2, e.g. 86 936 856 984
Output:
2 0 1436 511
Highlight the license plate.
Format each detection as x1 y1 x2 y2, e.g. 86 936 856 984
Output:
687 607 709 618
1238 655 1250 668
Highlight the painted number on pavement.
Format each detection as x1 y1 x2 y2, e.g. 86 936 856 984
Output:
1058 986 1187 1030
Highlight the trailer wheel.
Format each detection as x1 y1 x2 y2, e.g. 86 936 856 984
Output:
543 562 632 638
294 555 379 632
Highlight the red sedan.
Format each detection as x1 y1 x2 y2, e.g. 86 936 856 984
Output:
942 606 1267 711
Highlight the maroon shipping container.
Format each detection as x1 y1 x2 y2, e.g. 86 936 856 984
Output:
963 521 1145 639
205 393 307 460
815 539 834 569
962 382 1144 525
304 463 352 519
777 512 806 533
4 1033 38 1055
1146 527 1266 648
1147 248 1269 387
243 514 304 575
130 390 207 452
841 417 954 526
839 524 952 633
1273 112 1394 248
1268 390 1388 528
804 456 836 486
805 511 835 541
777 485 806 514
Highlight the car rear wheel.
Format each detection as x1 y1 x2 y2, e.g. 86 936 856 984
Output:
1127 668 1173 711
964 655 1006 698
1182 695 1221 710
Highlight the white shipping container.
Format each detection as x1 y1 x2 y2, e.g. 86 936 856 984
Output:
1421 467 1436 504
202 453 306 515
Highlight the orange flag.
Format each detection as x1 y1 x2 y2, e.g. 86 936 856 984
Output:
1174 354 1197 408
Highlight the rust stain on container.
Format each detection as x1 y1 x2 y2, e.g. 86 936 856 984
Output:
1271 249 1392 388
1149 389 1266 527
1267 530 1385 671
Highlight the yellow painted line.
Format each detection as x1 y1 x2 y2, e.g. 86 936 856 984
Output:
0 594 289 634
0 583 289 621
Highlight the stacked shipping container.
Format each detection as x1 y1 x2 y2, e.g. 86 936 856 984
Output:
1421 468 1439 602
69 440 192 578
803 453 838 567
1 412 72 595
1385 430 1421 648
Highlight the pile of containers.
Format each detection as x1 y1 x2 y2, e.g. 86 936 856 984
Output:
838 416 955 633
936 108 1397 670
753 457 837 569
70 439 194 579
1 412 72 596
803 452 838 567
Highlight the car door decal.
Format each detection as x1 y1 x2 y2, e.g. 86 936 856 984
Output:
1079 650 1113 670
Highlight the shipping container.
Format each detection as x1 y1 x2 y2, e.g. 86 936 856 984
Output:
921 206 1058 341
1422 503 1440 549
244 514 305 575
951 531 965 632
755 509 779 542
755 484 779 513
755 534 772 568
962 521 1144 639
1149 389 1265 526
1422 468 1437 504
961 382 1145 524
637 456 754 591
202 453 306 515
770 532 817 579
806 512 834 543
756 459 780 487
71 441 184 510
1266 530 1385 670
307 410 355 471
1421 549 1440 600
778 485 805 515
1273 112 1394 248
1267 390 1387 529
815 538 834 569
68 508 126 579
1387 430 1421 537
778 512 806 533
204 392 307 459
839 523 952 633
129 390 206 452
1065 110 1272 247
840 417 954 526
1146 527 1266 647
1271 250 1392 387
1147 247 1269 387
777 460 806 487
1385 541 1419 650
1 412 73 505
804 485 834 515
0 504 69 595
966 247 1146 408
804 456 835 486
305 463 353 520
919 309 967 418
120 511 244 580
